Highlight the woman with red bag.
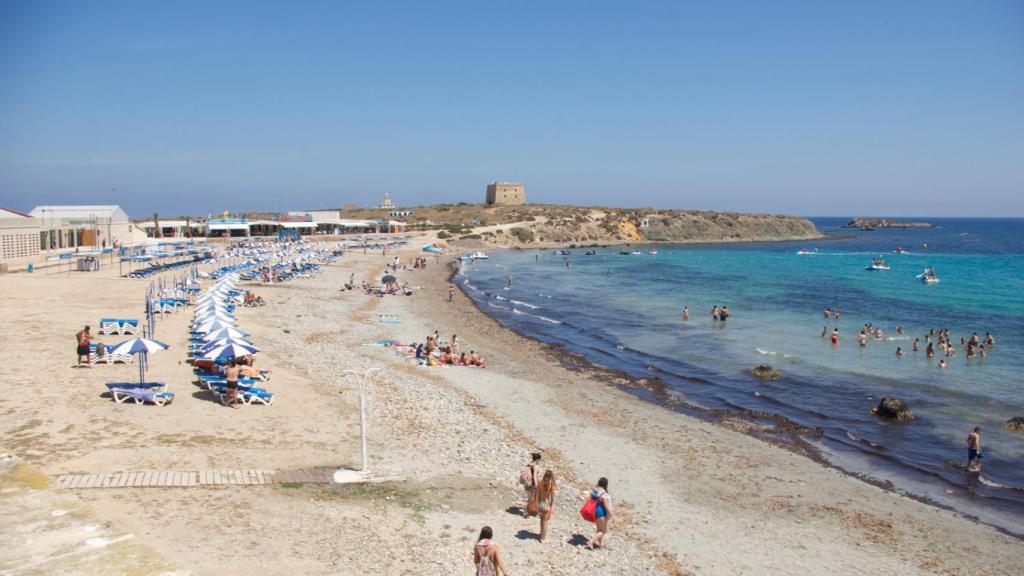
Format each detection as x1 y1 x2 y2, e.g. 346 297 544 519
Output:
585 477 611 550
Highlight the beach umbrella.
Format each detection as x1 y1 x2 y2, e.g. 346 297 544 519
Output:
199 338 258 352
381 274 397 284
201 326 250 341
201 342 259 359
193 319 236 333
107 337 169 384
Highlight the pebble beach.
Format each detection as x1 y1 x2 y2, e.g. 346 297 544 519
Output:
2 238 1022 575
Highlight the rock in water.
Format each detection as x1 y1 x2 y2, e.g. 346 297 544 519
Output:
1005 417 1024 432
871 396 914 421
750 364 782 379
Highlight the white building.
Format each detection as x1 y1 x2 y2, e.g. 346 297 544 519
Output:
0 207 41 265
29 205 145 251
140 219 205 238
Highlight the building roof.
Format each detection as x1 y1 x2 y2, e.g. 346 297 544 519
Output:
0 207 34 219
29 205 130 222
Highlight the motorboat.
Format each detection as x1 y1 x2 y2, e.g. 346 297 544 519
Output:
893 246 907 254
648 249 658 255
584 250 597 255
457 251 489 261
797 248 817 255
553 249 571 256
630 251 643 256
866 256 890 271
916 267 940 283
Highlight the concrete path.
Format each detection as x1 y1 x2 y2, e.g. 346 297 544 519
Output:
53 467 333 489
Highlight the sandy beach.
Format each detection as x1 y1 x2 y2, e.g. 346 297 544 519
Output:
2 239 1022 576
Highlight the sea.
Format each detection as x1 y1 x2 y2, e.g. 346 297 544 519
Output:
454 217 1024 535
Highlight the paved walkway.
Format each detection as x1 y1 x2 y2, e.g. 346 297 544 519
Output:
53 467 333 489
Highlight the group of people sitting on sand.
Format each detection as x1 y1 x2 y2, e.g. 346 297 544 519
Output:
243 291 265 307
412 330 486 367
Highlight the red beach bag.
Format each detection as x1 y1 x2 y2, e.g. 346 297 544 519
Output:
580 495 598 523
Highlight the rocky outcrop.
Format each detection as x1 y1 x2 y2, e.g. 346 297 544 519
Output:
845 218 935 229
750 365 782 379
1005 417 1024 432
473 209 821 248
871 397 914 421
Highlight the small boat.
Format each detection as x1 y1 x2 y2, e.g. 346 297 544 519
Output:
648 249 658 255
553 249 571 256
797 248 816 255
916 267 940 283
630 251 642 256
457 251 488 261
618 250 631 255
893 246 907 254
584 250 596 256
866 256 890 271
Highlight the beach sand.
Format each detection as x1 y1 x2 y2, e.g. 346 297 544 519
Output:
1 241 1022 575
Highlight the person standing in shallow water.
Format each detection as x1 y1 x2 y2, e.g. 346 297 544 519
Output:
682 306 689 322
967 427 983 472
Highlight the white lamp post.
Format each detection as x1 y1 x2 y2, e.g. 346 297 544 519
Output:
333 367 381 484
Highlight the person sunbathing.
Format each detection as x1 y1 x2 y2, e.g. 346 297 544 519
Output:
459 352 468 365
469 351 486 367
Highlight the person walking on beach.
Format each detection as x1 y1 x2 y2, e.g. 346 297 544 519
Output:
448 285 455 302
967 427 982 472
75 325 93 368
473 526 508 576
518 453 541 517
586 477 612 550
536 470 556 542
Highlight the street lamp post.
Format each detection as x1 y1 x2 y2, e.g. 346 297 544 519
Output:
333 367 381 484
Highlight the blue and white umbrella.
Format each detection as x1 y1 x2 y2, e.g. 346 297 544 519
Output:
199 338 258 353
193 319 236 333
107 337 169 383
202 326 250 341
108 338 170 356
201 342 259 359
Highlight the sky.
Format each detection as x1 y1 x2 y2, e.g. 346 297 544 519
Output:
1 0 1022 217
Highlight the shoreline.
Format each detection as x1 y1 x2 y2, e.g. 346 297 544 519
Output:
445 256 1024 540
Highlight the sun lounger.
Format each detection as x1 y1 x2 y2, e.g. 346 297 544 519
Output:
105 382 166 392
99 319 121 335
210 385 274 406
120 319 140 335
109 386 174 406
195 375 259 390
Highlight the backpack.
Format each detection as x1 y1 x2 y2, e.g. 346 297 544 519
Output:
580 494 599 523
518 465 534 487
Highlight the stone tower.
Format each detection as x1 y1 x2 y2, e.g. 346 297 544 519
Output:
485 182 525 205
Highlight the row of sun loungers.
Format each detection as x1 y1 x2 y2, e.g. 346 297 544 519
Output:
98 318 139 335
122 255 211 278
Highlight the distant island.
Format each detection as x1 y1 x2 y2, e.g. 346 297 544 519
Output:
844 218 935 230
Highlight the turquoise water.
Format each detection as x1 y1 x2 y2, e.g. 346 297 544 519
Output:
456 218 1024 534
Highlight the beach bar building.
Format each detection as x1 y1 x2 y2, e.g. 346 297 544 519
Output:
140 219 205 238
29 205 143 251
0 207 41 267
205 217 250 237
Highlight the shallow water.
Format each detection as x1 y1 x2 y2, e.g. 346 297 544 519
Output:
456 218 1024 534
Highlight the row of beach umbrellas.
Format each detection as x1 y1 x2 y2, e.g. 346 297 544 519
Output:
189 273 260 361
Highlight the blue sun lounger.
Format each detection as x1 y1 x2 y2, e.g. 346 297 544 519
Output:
108 384 174 406
210 385 274 406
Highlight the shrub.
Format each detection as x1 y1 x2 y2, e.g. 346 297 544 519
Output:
437 230 452 239
511 227 534 242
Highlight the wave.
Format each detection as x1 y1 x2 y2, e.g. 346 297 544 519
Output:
487 302 510 311
756 348 777 356
463 281 481 293
495 294 508 301
512 308 562 324
509 298 539 309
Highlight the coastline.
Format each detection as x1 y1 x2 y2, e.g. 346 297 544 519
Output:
1 242 1022 575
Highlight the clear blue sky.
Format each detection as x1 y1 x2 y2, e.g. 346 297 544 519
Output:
1 1 1021 217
